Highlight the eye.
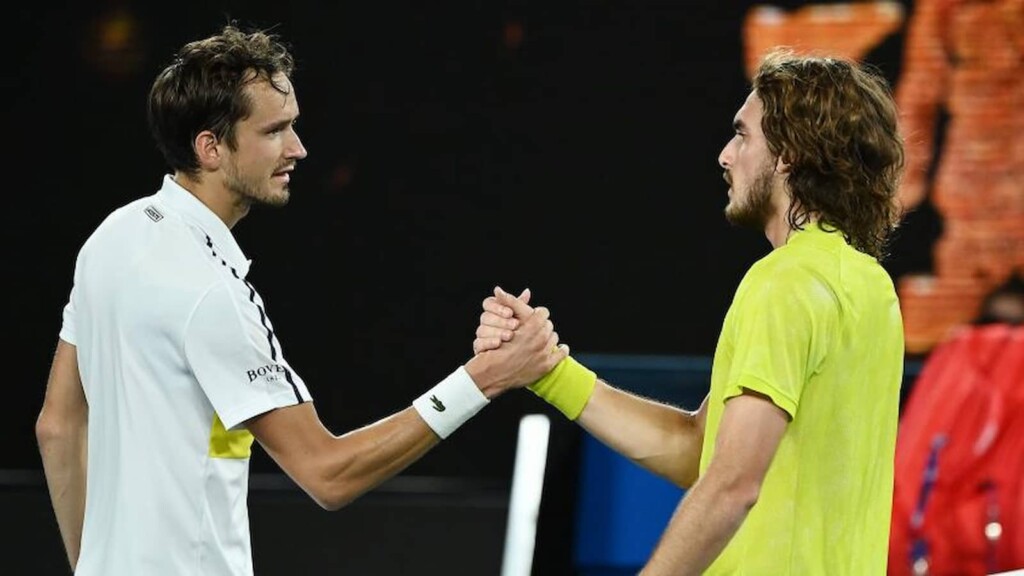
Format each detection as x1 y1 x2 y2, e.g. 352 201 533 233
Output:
268 119 298 135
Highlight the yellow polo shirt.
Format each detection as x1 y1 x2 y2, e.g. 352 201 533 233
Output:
702 225 904 575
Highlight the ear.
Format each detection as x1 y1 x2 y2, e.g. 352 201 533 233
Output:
775 154 791 174
194 130 222 170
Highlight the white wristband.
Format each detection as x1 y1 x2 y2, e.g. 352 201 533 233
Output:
413 366 489 439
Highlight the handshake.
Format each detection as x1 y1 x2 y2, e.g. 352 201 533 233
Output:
413 286 597 440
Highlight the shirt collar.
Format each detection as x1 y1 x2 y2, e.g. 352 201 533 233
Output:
156 174 252 276
785 223 849 251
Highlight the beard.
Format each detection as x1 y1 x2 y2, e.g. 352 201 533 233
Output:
223 159 291 208
725 162 775 230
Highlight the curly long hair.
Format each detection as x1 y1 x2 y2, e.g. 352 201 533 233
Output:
753 48 905 260
147 23 296 178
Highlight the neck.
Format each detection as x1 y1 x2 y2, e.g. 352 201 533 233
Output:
764 180 794 249
172 172 248 229
763 185 816 249
764 214 792 249
766 212 820 249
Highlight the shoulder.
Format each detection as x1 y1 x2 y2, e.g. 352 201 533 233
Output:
743 248 831 292
737 249 841 315
78 195 228 291
79 197 153 246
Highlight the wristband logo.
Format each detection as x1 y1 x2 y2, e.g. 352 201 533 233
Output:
429 395 446 412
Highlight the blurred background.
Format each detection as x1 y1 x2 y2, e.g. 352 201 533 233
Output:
7 0 1022 574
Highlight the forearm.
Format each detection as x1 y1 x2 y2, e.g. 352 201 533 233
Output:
577 381 704 487
640 474 754 575
253 366 493 511
327 407 440 498
38 425 87 571
310 408 440 509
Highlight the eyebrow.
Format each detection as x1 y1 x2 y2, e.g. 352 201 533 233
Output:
733 118 747 131
263 116 297 133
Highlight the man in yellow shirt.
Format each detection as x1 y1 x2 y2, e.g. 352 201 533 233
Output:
474 48 906 574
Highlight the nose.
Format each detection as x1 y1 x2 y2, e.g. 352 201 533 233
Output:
288 130 308 160
718 140 733 169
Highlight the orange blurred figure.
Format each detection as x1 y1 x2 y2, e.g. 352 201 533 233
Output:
894 0 1024 353
742 1 905 76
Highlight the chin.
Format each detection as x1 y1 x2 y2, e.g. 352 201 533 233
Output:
258 190 290 208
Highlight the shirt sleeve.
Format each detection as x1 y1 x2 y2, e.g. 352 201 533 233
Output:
59 284 78 346
721 264 839 418
59 250 84 345
184 282 312 430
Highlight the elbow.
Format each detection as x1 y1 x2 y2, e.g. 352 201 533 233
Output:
312 488 353 512
672 456 706 492
740 484 761 511
301 460 365 512
313 496 344 512
313 481 369 511
35 410 70 450
722 477 762 512
701 465 763 513
278 433 393 512
295 471 354 511
36 400 87 452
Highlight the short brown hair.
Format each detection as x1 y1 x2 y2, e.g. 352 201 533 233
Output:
147 23 296 177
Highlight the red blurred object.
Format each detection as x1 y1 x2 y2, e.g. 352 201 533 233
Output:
889 324 1024 575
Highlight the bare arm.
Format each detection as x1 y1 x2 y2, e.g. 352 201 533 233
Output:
248 303 566 511
36 339 88 572
247 402 437 510
577 385 707 488
475 287 707 487
640 391 788 575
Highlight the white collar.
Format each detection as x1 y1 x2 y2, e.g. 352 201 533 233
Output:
155 174 252 276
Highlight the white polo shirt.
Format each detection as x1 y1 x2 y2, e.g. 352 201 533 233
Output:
61 175 312 576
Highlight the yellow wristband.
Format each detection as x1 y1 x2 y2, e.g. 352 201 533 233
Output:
527 356 596 420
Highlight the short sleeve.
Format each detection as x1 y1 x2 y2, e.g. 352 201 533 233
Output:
59 250 84 346
184 282 311 430
722 264 838 418
59 284 78 346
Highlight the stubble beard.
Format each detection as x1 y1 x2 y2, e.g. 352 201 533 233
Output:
224 160 291 209
725 163 775 231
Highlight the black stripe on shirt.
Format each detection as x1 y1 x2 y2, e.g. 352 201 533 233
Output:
204 235 304 403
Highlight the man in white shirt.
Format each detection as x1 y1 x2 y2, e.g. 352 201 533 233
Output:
35 23 567 576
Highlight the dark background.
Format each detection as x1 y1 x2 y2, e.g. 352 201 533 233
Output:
8 0 935 482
